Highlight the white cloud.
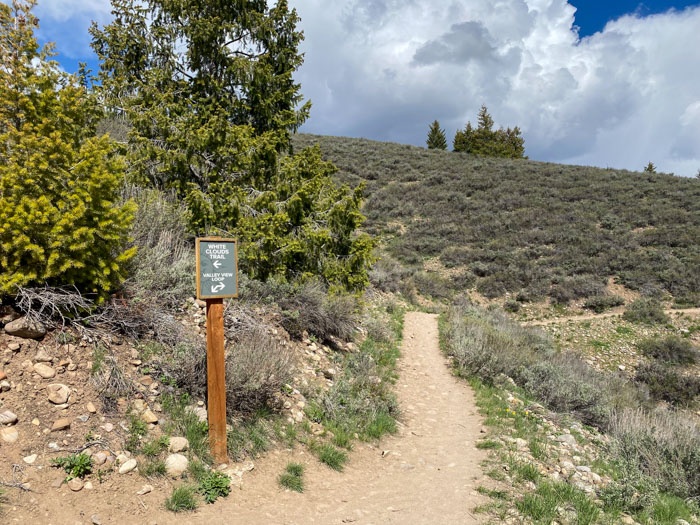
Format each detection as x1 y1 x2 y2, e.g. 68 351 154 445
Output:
290 0 700 176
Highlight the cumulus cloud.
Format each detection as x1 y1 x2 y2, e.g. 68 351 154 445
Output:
290 0 700 176
31 0 700 176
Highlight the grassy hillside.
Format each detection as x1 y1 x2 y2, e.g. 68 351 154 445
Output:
293 134 700 306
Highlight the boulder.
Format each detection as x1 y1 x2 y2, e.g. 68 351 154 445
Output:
165 454 188 478
118 458 137 474
4 317 46 339
47 384 70 404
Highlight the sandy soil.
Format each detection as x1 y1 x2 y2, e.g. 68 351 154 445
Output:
6 312 487 524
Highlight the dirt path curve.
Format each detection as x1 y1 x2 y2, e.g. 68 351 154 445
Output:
524 307 700 327
187 311 488 524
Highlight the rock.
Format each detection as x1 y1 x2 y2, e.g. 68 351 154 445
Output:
1 426 19 443
0 380 10 392
556 434 577 446
323 367 337 380
5 317 46 339
0 410 18 425
169 437 189 453
93 452 108 466
0 369 6 380
0 306 21 325
33 363 56 379
165 454 188 478
139 375 153 386
193 406 207 422
102 423 114 432
87 402 96 413
141 409 158 424
132 399 146 412
118 458 137 474
67 478 83 492
35 349 53 363
576 465 591 473
618 365 626 371
8 342 21 352
84 481 94 490
47 383 70 404
23 454 37 464
77 415 89 423
514 438 528 449
137 484 153 495
51 418 71 431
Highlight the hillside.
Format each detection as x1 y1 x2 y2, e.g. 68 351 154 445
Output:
293 134 700 306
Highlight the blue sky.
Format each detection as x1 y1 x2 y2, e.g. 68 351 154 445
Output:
20 1 700 176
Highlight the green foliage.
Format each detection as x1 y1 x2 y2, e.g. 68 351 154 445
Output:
453 106 525 158
141 436 169 458
140 459 166 478
516 481 599 525
426 120 447 150
638 336 699 365
635 362 700 407
165 485 199 513
51 453 92 480
503 299 520 313
623 298 669 325
198 471 231 504
583 294 624 313
0 1 135 297
278 462 305 492
161 394 211 463
644 161 657 173
314 443 347 471
125 412 149 453
91 0 374 293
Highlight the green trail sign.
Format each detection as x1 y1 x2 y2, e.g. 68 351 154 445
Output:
195 238 238 299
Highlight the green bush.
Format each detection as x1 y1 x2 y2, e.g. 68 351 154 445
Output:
503 299 520 313
51 453 92 480
165 485 199 512
583 295 624 313
623 298 669 325
0 4 134 297
635 362 700 407
198 471 230 504
638 336 699 365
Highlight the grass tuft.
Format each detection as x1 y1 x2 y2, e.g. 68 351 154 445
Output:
165 485 199 512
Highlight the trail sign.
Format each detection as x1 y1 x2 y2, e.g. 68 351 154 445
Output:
195 237 238 464
195 238 238 299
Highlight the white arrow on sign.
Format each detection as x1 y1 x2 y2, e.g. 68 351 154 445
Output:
213 260 222 269
211 283 225 293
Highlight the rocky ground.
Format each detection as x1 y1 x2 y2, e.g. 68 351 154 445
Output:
0 297 351 523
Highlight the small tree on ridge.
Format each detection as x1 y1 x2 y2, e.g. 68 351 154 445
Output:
426 120 447 150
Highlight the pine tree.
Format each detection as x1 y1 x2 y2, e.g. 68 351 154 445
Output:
426 120 447 150
644 162 657 173
0 0 135 297
453 106 525 158
91 0 374 292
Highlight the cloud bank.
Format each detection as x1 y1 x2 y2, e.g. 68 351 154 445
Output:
30 0 700 176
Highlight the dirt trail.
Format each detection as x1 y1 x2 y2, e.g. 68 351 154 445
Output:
9 312 487 524
524 307 700 327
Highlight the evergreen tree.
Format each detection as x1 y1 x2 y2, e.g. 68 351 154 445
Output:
91 0 374 292
644 162 657 173
0 0 135 297
426 120 447 150
453 105 525 158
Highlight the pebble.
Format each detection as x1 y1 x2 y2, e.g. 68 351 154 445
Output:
91 515 101 525
35 349 53 363
47 383 70 404
51 418 71 431
68 478 83 492
84 481 94 490
33 362 56 379
102 423 114 432
93 452 108 466
0 426 19 443
23 454 37 464
0 410 18 425
8 342 21 352
0 380 10 391
137 484 153 495
87 402 97 413
118 459 138 474
556 434 577 446
141 409 158 424
0 369 6 380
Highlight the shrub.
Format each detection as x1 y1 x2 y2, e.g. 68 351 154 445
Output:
51 453 92 480
623 298 669 325
278 280 358 341
503 299 520 313
0 3 135 297
314 443 347 471
583 295 624 313
278 462 305 492
369 255 413 292
635 362 700 407
225 329 295 414
609 408 700 499
413 271 453 300
638 336 699 365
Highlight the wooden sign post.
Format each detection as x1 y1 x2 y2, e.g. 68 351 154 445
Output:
195 237 238 464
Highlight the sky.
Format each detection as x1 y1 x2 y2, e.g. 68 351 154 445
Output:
25 0 700 177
